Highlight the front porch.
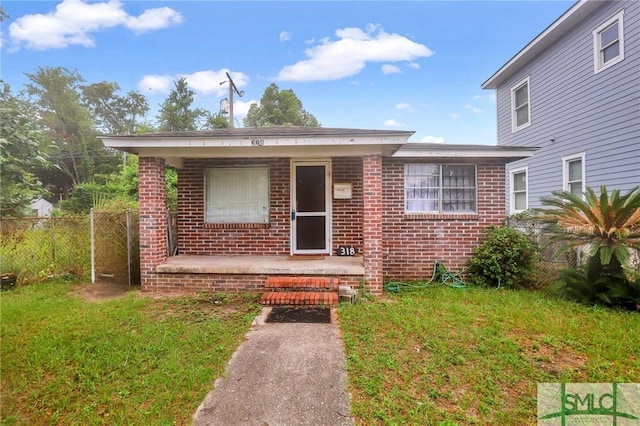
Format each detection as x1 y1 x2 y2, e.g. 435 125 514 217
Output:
156 255 364 276
143 255 365 297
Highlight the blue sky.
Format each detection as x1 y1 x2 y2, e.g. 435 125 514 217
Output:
1 0 574 144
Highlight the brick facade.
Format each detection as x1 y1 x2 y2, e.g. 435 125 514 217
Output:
382 159 506 281
139 155 507 296
176 157 364 256
362 155 384 294
177 158 290 255
139 157 168 291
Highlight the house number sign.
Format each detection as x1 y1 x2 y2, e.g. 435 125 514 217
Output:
337 246 357 256
251 139 265 146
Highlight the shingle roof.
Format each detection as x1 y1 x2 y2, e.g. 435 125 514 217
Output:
103 126 415 139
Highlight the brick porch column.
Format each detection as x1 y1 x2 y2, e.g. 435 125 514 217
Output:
362 155 383 295
139 157 168 292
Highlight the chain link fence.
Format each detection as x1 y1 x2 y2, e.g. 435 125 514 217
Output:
91 209 140 287
506 213 577 268
1 210 178 287
0 215 91 284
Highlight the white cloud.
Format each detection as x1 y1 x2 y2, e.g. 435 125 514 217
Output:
421 136 445 144
381 64 401 75
182 70 249 96
139 69 250 98
275 24 433 82
233 99 259 119
407 61 420 70
139 75 174 94
8 0 182 51
125 7 183 34
384 119 404 127
449 113 461 120
464 104 483 113
395 103 412 111
279 31 292 42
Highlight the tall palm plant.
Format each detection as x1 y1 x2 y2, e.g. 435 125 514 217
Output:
536 186 640 308
538 185 640 267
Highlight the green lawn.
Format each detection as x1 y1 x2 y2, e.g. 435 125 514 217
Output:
2 281 638 425
0 279 261 425
339 286 640 425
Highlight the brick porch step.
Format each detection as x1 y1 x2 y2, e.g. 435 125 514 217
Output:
260 291 339 306
265 276 339 290
261 276 339 306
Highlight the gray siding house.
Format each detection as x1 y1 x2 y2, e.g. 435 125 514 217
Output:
482 0 639 213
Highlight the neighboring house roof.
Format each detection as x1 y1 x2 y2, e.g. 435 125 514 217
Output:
482 0 601 89
393 143 536 160
30 198 53 217
100 127 536 167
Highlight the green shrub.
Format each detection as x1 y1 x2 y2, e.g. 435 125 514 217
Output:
467 226 539 289
550 254 640 311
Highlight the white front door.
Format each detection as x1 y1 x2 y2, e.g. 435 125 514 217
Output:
291 160 331 254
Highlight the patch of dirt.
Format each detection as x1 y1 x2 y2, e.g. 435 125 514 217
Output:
72 277 134 302
143 293 261 323
512 334 588 380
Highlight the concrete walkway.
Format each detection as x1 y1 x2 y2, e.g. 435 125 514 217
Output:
192 308 354 426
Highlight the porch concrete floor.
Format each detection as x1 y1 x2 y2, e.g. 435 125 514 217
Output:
155 255 364 276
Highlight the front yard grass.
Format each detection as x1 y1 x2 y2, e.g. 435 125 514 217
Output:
339 286 639 425
3 280 638 425
0 279 262 425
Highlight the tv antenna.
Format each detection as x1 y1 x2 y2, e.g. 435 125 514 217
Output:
220 71 244 128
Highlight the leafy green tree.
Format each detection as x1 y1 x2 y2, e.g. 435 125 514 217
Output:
205 112 231 129
157 78 208 131
81 82 149 134
24 67 120 197
0 84 52 217
61 155 177 213
243 83 319 127
537 186 640 308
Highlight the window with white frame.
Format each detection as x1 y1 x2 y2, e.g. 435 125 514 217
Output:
511 76 530 132
405 164 476 213
563 154 585 197
511 167 528 213
205 166 269 223
593 10 625 73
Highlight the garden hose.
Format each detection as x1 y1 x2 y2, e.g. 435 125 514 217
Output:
383 261 469 293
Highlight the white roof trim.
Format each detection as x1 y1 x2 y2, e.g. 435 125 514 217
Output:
482 0 602 89
392 146 536 159
101 134 411 149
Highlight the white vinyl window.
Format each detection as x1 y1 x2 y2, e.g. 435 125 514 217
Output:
510 167 528 213
593 10 625 73
563 153 585 197
405 164 476 213
205 166 269 223
511 76 531 132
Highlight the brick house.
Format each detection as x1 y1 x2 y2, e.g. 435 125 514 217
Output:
101 127 534 299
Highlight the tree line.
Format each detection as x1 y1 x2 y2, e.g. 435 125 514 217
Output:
0 66 319 217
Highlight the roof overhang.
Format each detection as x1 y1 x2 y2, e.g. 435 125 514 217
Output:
392 143 537 162
482 0 602 89
100 127 415 168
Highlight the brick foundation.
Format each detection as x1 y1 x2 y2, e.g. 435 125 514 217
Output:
141 273 362 296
